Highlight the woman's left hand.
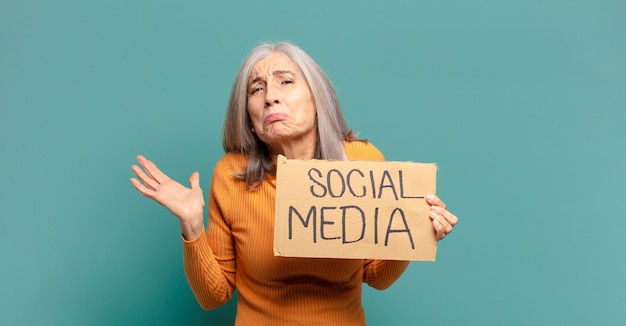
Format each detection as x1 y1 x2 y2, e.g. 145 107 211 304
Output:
426 194 458 241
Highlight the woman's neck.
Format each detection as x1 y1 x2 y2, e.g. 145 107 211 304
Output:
267 135 317 161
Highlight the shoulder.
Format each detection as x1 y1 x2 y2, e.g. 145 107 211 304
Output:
214 152 247 174
209 153 250 210
211 152 248 186
343 140 385 162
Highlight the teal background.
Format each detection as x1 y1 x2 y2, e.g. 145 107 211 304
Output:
1 0 625 325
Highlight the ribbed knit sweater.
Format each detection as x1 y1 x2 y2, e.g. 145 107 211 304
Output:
183 140 410 325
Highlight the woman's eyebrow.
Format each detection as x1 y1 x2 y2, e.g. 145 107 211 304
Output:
273 70 294 76
248 76 263 87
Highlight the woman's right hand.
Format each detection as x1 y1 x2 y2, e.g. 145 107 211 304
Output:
130 155 205 240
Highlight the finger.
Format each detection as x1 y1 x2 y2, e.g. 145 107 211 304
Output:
131 164 158 191
431 205 458 227
432 219 447 240
430 208 453 234
137 155 171 184
444 210 459 227
130 177 156 198
426 194 446 209
189 171 200 188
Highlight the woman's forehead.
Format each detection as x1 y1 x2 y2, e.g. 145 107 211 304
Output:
249 53 298 81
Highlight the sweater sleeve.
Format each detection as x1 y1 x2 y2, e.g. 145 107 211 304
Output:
182 157 237 310
362 259 410 290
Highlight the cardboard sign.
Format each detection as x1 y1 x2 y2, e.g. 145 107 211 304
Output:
274 155 438 261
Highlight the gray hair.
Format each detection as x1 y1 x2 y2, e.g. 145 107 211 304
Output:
222 41 355 188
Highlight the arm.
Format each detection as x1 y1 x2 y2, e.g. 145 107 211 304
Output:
354 144 411 289
355 143 458 289
130 155 236 309
183 159 237 310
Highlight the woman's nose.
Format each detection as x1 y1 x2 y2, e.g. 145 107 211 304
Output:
264 86 279 108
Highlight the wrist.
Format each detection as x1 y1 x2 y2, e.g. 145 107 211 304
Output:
180 215 204 241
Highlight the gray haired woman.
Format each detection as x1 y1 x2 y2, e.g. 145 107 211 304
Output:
131 41 458 325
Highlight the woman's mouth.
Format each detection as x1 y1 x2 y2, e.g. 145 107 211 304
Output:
264 113 287 124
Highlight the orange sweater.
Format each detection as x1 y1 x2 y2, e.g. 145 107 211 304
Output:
183 141 409 325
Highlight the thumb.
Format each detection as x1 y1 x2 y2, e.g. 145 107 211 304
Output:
189 171 201 189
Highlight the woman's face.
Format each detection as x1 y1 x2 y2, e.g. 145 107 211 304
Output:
247 52 317 153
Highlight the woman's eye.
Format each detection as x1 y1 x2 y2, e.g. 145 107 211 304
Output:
282 79 293 85
250 86 264 95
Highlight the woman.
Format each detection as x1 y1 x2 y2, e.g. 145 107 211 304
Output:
130 41 458 325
